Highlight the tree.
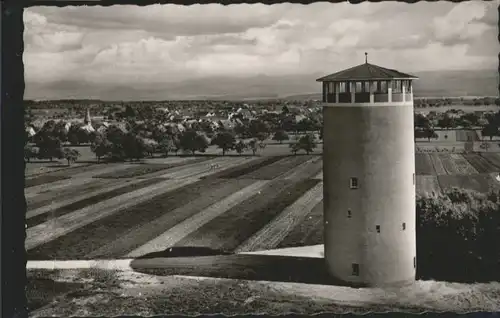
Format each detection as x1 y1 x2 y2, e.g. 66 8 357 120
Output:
24 145 38 163
63 148 81 166
438 114 456 130
141 138 158 158
482 124 498 141
179 130 209 155
272 130 289 144
297 134 317 154
248 119 270 139
159 136 175 157
414 113 431 129
35 131 63 162
247 138 259 156
211 131 236 156
289 142 300 155
123 133 147 161
234 140 247 155
91 135 112 163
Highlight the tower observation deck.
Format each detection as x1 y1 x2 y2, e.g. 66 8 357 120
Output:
317 54 419 287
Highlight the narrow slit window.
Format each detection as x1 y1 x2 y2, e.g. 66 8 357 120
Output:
376 225 381 233
413 173 415 185
347 210 352 218
413 257 416 269
349 177 358 189
402 222 406 230
352 263 360 276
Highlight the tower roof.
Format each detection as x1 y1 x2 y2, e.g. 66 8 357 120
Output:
316 62 418 82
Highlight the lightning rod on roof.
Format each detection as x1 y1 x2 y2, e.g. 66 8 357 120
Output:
365 52 368 64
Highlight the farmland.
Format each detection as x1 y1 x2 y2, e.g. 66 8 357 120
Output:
24 150 500 261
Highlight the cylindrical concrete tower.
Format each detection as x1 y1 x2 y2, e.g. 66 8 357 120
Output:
317 54 418 287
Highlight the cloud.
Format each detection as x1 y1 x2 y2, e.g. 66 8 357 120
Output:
24 10 85 52
432 1 492 46
24 2 498 88
29 4 286 37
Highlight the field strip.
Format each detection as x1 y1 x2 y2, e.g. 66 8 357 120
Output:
235 182 323 253
157 157 246 179
28 178 229 260
463 154 497 173
283 156 322 181
126 180 270 258
26 177 157 220
175 178 320 251
193 157 257 179
26 177 197 251
242 156 301 179
429 154 447 175
438 154 460 175
479 153 500 170
278 200 323 248
312 170 323 180
27 178 121 210
449 154 478 175
27 162 264 259
24 165 131 199
416 176 441 196
86 178 257 258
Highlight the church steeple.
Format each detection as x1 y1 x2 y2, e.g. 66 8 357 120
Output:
84 108 91 125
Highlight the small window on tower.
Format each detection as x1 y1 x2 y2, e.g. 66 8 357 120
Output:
349 178 358 189
413 257 416 269
402 223 406 230
376 225 381 233
347 210 352 218
352 263 360 276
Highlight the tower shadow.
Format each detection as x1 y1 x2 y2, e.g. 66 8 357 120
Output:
129 246 351 287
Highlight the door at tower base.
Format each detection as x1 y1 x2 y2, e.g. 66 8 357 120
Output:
322 105 416 287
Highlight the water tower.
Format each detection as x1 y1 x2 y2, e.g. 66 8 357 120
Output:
317 53 418 287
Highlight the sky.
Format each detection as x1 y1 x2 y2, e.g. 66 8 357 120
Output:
24 1 498 87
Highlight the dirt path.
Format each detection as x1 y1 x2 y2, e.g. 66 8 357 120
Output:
127 180 270 258
235 182 323 253
87 178 259 259
26 177 197 251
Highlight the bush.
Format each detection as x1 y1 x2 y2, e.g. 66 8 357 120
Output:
417 188 500 282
